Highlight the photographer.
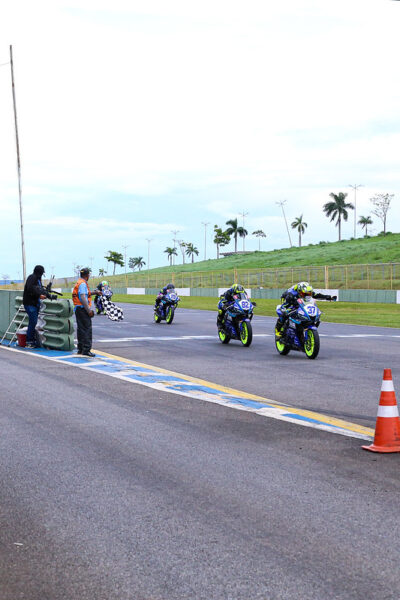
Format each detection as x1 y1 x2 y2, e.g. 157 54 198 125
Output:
23 265 56 348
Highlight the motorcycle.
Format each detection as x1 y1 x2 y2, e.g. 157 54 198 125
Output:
275 297 321 359
154 291 180 324
218 292 256 347
95 286 113 314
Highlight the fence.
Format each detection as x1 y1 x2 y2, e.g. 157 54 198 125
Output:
78 263 400 291
3 263 400 291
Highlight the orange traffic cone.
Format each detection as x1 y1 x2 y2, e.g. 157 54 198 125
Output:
363 369 400 453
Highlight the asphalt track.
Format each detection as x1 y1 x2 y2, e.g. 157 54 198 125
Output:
1 303 400 599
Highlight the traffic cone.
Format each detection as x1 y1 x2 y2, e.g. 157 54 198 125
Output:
363 369 400 453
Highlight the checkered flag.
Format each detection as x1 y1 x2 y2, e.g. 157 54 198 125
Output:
101 298 124 321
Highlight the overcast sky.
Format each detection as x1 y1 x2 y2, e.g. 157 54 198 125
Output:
1 0 399 280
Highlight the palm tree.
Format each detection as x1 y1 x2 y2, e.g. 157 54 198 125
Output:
185 242 199 263
104 251 124 275
358 215 373 236
98 268 106 277
323 192 354 241
164 247 177 266
291 215 308 247
252 229 266 251
129 256 146 271
225 218 248 253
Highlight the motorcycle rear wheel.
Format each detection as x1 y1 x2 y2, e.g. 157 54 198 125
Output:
304 329 320 359
275 336 291 355
218 329 231 344
239 321 252 347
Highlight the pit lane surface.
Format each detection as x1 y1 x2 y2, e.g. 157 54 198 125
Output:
1 304 400 599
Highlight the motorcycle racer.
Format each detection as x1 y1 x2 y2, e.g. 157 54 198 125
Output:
217 283 247 330
275 281 336 337
154 283 176 311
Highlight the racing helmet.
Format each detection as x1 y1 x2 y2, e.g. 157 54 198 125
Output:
231 283 244 293
297 281 313 297
166 283 175 290
102 280 109 286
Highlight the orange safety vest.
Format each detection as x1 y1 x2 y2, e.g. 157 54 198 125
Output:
72 278 92 307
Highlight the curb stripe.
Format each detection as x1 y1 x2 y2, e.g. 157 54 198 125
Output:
0 344 374 441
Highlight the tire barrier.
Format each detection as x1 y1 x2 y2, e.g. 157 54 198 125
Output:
14 296 75 351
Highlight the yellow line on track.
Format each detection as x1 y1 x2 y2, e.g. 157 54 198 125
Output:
95 350 375 439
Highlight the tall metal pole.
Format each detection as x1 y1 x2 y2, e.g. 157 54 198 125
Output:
349 184 363 238
10 45 26 281
146 239 153 272
276 200 292 247
238 211 248 251
122 245 129 286
171 230 179 266
201 222 209 260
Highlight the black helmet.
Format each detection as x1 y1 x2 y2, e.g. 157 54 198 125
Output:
33 265 45 276
80 267 90 277
232 283 244 293
166 283 175 290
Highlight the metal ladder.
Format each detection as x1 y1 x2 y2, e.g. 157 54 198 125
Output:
0 304 28 346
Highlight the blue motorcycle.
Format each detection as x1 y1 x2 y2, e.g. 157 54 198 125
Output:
95 286 113 315
218 292 255 347
154 291 180 324
275 297 321 359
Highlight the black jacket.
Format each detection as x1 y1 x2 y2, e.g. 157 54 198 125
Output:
23 274 44 306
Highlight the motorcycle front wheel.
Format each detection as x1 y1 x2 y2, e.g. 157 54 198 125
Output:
166 306 175 324
154 311 161 323
239 321 252 347
304 328 320 359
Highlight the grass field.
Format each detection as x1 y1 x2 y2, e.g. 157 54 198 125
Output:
111 294 400 329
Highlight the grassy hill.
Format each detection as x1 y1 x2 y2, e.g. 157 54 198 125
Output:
146 233 400 274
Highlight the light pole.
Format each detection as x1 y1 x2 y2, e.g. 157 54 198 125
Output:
349 184 363 238
122 244 129 285
146 238 153 273
238 211 249 251
276 200 292 247
201 222 210 260
171 230 179 266
10 45 26 281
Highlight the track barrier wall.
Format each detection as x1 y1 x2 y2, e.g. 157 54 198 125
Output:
0 291 75 350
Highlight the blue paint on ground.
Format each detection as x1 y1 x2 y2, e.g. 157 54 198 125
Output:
282 413 342 428
223 397 269 410
125 374 185 383
166 384 222 395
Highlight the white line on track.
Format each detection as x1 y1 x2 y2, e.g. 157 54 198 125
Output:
96 333 400 343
